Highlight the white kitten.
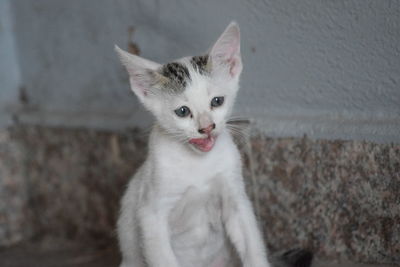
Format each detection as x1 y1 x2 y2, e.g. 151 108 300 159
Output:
115 22 270 267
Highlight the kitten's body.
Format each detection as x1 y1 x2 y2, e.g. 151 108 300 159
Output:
116 23 312 267
118 125 245 267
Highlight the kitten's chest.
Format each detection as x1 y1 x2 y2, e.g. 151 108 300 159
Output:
168 180 222 224
156 136 238 188
150 134 239 264
159 149 230 236
168 182 225 249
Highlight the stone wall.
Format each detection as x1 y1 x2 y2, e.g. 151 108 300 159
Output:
0 130 30 246
244 135 400 264
0 126 146 247
0 125 398 264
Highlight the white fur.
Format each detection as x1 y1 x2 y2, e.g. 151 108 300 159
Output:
116 22 271 267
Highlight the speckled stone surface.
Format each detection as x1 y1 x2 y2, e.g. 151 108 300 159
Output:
0 126 146 247
242 135 400 264
0 130 32 246
0 126 399 264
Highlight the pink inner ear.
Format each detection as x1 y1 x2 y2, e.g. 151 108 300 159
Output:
228 56 242 77
211 30 242 78
129 74 148 97
226 44 237 60
229 57 236 77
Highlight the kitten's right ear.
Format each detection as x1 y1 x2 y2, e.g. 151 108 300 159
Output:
115 45 162 104
209 22 242 79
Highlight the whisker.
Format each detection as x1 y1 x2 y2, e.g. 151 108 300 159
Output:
226 117 252 146
227 126 249 146
227 118 251 126
162 128 190 143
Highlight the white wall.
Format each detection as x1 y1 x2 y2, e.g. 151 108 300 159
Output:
2 0 400 142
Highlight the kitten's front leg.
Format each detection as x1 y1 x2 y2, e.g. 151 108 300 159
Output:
222 177 271 267
138 206 180 267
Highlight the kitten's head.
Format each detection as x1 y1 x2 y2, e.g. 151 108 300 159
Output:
116 22 242 152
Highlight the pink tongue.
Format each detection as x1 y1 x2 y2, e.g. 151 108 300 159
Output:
189 136 215 152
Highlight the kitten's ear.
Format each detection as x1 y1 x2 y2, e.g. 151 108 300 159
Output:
209 22 242 79
115 45 163 105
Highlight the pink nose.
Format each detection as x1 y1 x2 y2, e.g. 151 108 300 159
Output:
198 123 216 134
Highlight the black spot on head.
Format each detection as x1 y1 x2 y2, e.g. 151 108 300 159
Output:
161 62 191 89
190 55 210 74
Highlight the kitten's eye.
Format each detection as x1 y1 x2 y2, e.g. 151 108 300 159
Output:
174 106 191 117
211 96 224 108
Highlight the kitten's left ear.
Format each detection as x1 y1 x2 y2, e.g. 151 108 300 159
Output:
115 45 165 111
209 22 242 79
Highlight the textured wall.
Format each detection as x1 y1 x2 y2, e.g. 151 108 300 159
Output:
0 130 30 246
244 136 400 263
0 126 398 264
2 0 399 142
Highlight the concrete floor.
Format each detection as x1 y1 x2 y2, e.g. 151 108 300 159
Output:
0 243 396 267
0 243 120 267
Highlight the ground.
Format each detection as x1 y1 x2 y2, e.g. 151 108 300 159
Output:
0 242 120 267
0 242 395 267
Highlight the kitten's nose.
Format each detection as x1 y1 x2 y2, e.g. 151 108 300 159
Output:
198 123 216 134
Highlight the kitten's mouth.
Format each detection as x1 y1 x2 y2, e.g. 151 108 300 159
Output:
189 135 216 152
